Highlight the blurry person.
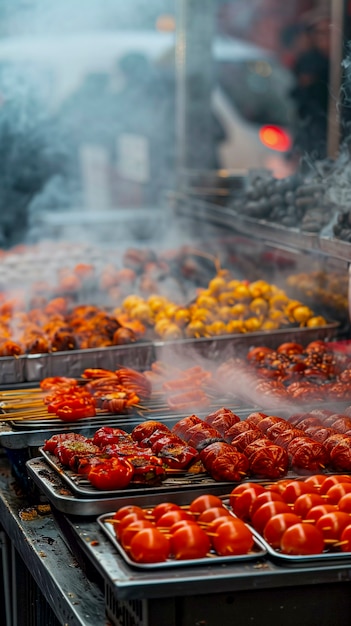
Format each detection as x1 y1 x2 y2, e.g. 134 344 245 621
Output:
0 63 69 247
290 11 331 160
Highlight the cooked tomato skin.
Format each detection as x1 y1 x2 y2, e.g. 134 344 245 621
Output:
280 523 324 555
315 511 351 541
292 493 325 518
129 527 170 563
212 519 254 556
263 513 302 549
120 520 155 550
251 501 291 535
170 524 211 560
198 507 232 525
340 524 351 551
230 485 266 520
189 494 223 514
156 509 193 528
87 457 134 490
151 502 182 521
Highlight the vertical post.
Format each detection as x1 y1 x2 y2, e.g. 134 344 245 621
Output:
327 0 345 158
175 0 216 179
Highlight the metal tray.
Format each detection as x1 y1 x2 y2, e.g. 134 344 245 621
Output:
39 447 238 500
154 322 339 362
97 511 267 570
254 533 351 567
0 355 26 385
173 195 320 251
24 341 156 382
26 457 237 516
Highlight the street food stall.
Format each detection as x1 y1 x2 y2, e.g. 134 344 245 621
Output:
3 2 351 626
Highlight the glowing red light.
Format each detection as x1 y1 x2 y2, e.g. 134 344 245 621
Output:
259 125 292 152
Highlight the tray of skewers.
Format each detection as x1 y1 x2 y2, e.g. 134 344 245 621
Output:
97 493 267 569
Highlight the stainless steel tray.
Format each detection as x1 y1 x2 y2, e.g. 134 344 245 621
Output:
154 322 339 362
24 341 155 382
39 448 236 500
173 195 320 251
26 457 237 516
97 511 267 569
254 533 351 567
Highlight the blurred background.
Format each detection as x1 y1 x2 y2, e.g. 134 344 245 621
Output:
0 0 345 246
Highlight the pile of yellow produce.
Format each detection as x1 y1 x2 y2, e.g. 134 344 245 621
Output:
115 270 327 340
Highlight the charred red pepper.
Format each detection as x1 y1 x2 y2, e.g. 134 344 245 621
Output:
88 457 134 490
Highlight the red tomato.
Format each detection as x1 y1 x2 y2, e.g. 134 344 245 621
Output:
263 513 302 549
338 493 351 514
319 475 351 495
230 482 266 497
189 494 223 515
251 501 291 535
152 502 181 521
212 519 254 556
340 524 351 551
305 504 339 524
156 509 193 528
326 482 351 505
230 485 266 520
267 479 292 495
171 524 211 560
249 491 284 518
116 512 146 539
169 520 199 534
280 480 317 504
129 527 170 563
198 507 233 525
280 523 324 555
88 458 134 490
113 505 146 522
316 512 351 541
120 520 155 550
293 493 325 518
303 474 327 490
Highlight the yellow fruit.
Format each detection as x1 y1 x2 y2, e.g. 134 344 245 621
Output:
206 321 227 336
291 305 314 324
130 303 153 324
230 303 248 318
226 320 245 333
269 294 289 310
159 324 183 340
174 308 191 327
208 276 228 295
196 294 218 309
185 320 207 338
154 318 171 336
218 291 235 306
244 317 262 332
306 316 327 327
148 295 169 313
122 294 143 312
248 280 272 299
217 306 232 322
190 308 214 324
233 284 251 301
249 297 268 315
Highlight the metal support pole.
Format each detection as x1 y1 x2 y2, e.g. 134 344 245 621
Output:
175 0 216 178
327 0 345 158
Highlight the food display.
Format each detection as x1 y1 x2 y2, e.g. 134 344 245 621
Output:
228 475 351 562
97 493 266 567
117 273 327 340
215 340 351 405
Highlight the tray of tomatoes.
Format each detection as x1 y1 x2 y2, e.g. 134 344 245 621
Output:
97 493 267 569
226 474 351 565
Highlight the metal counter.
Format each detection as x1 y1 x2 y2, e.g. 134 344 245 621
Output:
0 454 107 626
2 451 351 626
